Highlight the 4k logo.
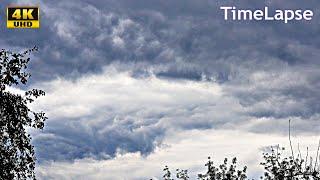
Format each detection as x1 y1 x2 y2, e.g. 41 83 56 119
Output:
7 7 39 28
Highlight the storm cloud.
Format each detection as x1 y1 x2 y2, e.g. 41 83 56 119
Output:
1 0 320 179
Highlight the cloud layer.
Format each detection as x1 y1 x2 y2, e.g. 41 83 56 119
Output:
31 66 233 161
29 65 320 162
1 0 320 83
36 129 320 179
1 0 320 179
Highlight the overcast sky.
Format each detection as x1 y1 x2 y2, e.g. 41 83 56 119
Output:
2 0 320 179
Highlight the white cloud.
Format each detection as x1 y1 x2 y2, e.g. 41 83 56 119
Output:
26 64 320 163
30 65 247 163
32 65 224 121
36 129 320 180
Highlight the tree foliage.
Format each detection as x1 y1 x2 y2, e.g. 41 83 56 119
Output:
261 146 320 180
159 146 320 180
0 47 47 179
160 157 247 180
198 157 247 180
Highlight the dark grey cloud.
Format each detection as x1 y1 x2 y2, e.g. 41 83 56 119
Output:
1 0 320 82
34 116 165 162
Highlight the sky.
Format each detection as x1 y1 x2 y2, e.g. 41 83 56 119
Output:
1 0 320 179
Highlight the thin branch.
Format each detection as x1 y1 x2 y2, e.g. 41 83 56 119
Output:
314 139 320 171
289 119 294 159
305 147 309 170
298 143 302 160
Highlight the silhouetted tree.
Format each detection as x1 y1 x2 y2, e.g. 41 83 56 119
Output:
158 120 320 180
163 165 174 180
159 147 320 180
261 146 320 180
176 169 189 180
198 157 247 180
162 165 189 180
0 47 47 179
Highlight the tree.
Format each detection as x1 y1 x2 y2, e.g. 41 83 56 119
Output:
158 157 247 180
157 120 320 180
161 165 189 180
0 47 47 179
261 146 320 180
159 147 320 180
198 157 247 180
